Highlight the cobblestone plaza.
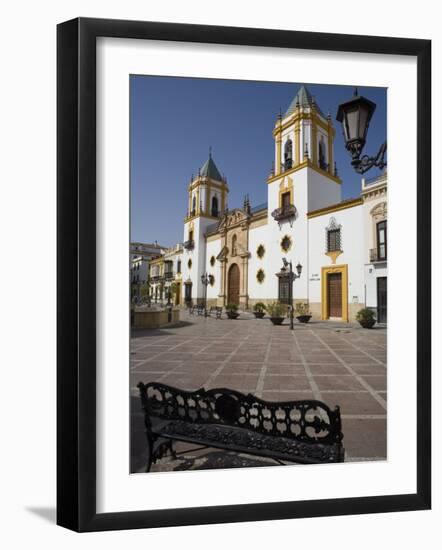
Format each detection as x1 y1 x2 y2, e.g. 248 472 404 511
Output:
130 313 386 473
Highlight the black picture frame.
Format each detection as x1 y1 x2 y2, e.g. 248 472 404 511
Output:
57 17 431 532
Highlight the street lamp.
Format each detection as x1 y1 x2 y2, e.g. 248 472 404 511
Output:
282 258 303 330
200 272 210 317
336 88 387 174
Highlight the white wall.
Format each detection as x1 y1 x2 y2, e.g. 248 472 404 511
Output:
182 216 216 299
308 205 365 304
307 169 342 212
267 169 309 299
365 264 387 308
205 237 222 300
248 223 270 299
2 1 440 549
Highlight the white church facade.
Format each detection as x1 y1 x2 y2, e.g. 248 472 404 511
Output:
172 85 387 323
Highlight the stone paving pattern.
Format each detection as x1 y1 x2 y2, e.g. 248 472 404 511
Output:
130 313 386 473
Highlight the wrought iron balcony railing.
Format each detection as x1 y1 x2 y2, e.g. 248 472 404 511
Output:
271 204 297 222
369 248 387 262
164 271 175 280
183 240 195 250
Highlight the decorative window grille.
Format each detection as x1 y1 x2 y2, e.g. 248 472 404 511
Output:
326 217 342 252
327 229 341 251
256 269 265 284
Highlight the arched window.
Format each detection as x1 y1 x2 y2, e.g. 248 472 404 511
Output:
284 138 293 170
318 136 327 170
191 195 196 215
231 234 237 256
211 195 219 217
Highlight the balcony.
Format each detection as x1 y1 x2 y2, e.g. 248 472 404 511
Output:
164 271 175 280
183 240 195 250
271 204 297 223
369 248 387 263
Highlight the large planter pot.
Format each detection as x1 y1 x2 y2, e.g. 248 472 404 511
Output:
270 317 284 325
296 315 312 324
226 311 240 319
359 319 376 329
253 311 265 319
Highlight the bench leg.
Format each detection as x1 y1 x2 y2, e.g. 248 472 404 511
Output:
145 433 153 473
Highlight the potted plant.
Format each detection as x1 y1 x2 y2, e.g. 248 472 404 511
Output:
252 302 267 319
296 302 312 323
356 307 376 328
225 303 240 319
266 301 286 325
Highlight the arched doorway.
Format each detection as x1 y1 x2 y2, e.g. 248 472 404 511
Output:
227 263 240 305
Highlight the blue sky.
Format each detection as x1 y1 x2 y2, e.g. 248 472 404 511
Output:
130 76 386 246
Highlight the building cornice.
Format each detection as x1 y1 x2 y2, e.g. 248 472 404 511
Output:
307 198 363 219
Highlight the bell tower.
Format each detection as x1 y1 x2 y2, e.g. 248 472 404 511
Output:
266 85 342 304
182 152 228 304
270 85 340 181
185 150 228 222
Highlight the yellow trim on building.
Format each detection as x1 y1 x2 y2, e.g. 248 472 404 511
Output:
321 264 349 322
312 123 317 165
249 215 268 229
276 136 282 175
273 111 331 136
267 160 341 185
294 120 300 165
325 250 343 265
307 198 363 219
278 176 294 208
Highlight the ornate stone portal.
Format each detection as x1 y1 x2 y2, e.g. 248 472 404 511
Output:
216 208 251 308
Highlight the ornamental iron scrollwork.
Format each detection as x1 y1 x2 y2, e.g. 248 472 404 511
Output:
271 204 297 227
138 382 344 448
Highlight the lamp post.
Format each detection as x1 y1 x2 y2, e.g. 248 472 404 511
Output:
282 258 303 330
200 272 210 317
336 88 387 174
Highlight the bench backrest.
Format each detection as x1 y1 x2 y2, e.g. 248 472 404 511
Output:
138 382 343 446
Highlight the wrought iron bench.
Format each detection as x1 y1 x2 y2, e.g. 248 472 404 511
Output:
196 304 205 316
137 382 344 471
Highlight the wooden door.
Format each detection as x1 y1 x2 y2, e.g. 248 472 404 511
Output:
328 273 342 318
227 263 240 305
377 277 387 323
184 283 192 304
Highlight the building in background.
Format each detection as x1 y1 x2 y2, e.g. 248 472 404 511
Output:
362 173 388 323
142 85 387 323
130 241 166 302
148 244 183 305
